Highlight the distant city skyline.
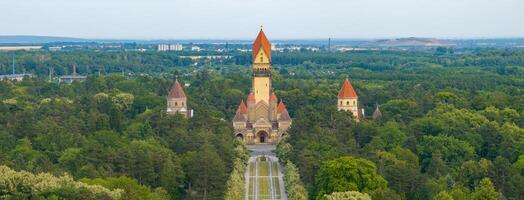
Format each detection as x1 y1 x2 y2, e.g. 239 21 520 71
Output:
1 0 523 39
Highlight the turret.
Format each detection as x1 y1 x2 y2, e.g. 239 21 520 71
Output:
269 91 278 121
167 79 193 118
338 78 359 121
372 103 382 120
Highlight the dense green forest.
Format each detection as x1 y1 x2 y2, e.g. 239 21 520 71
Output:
1 48 523 199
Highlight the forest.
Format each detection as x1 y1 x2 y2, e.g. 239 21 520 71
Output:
0 48 523 200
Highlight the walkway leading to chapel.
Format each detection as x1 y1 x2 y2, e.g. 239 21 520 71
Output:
245 145 287 200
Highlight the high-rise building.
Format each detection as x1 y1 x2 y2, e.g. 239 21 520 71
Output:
158 43 183 51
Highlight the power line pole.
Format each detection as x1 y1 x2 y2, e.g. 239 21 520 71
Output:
328 38 331 52
12 53 15 75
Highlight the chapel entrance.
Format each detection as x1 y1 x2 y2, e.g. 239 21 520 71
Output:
257 131 268 144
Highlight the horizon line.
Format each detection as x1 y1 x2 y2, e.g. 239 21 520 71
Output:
2 35 524 42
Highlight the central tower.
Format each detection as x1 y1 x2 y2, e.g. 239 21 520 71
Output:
232 28 292 145
252 29 272 104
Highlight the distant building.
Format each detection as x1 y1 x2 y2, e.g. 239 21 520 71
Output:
158 44 183 51
59 64 86 83
48 46 62 51
372 104 382 120
306 47 320 52
0 46 42 51
166 79 194 118
337 78 363 121
59 75 87 83
171 44 183 51
178 55 232 61
191 46 201 51
0 74 32 81
0 53 33 81
287 46 301 51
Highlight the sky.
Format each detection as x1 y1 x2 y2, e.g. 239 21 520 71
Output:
1 0 523 39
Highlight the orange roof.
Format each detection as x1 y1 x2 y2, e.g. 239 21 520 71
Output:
338 79 357 98
247 92 255 101
238 100 247 113
269 92 277 102
168 80 186 98
252 29 271 62
277 101 287 113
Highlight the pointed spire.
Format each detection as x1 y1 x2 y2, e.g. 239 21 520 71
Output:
252 28 271 61
338 78 357 98
277 101 287 113
247 92 255 102
238 100 248 114
372 103 382 120
168 79 186 98
269 92 277 102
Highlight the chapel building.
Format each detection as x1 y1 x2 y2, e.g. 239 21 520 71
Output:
233 29 292 144
167 79 194 118
338 78 363 121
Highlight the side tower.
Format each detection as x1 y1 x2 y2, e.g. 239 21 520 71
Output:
232 28 292 144
167 79 193 118
338 78 360 121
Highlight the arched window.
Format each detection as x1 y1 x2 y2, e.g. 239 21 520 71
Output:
260 57 264 62
353 101 356 105
340 101 342 105
182 102 184 106
346 101 349 105
175 102 178 106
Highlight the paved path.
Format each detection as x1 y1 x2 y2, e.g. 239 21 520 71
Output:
245 145 288 200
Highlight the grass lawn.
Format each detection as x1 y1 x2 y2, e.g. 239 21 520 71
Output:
247 158 284 200
257 161 270 198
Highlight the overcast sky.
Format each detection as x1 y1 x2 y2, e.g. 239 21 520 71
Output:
1 0 523 39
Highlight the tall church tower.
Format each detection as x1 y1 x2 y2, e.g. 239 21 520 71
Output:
232 28 292 145
338 78 361 121
252 29 272 104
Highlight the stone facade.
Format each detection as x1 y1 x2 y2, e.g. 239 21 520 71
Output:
233 29 292 145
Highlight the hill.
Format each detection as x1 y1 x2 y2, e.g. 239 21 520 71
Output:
0 35 89 44
371 37 456 47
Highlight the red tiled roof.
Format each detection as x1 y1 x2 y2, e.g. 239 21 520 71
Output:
277 101 287 113
252 29 271 62
270 92 277 102
247 92 255 101
238 100 247 114
168 80 186 98
338 79 357 98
